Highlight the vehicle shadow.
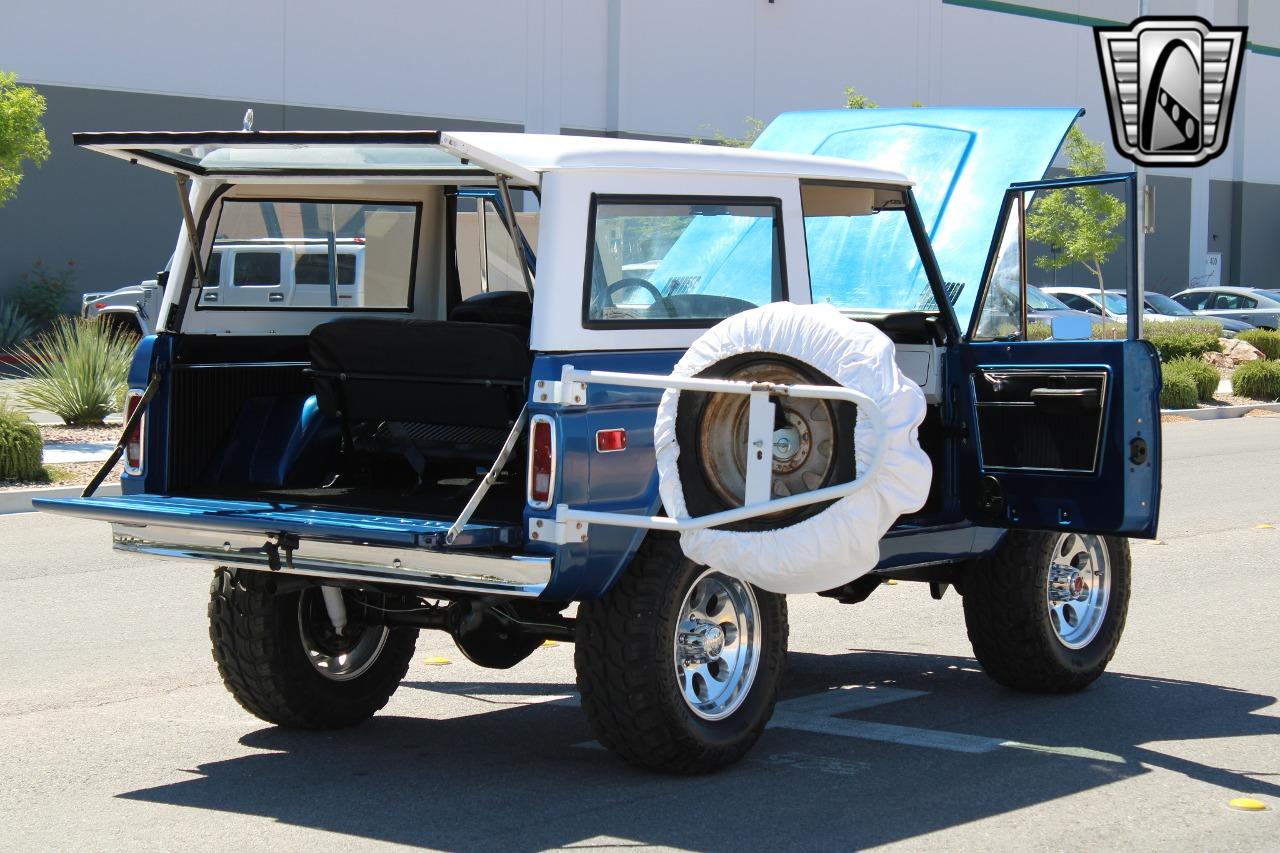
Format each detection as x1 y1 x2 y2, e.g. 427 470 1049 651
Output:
119 649 1280 850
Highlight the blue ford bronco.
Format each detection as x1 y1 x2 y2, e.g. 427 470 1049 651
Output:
39 108 1160 774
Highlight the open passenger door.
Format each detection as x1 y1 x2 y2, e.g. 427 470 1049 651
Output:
958 173 1161 537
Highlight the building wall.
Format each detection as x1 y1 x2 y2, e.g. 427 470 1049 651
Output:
1209 179 1241 285
1146 175 1195 293
0 0 1276 301
1238 183 1280 286
0 84 516 299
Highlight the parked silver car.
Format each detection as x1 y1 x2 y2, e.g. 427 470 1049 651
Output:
1172 286 1280 330
1140 290 1253 335
1045 286 1245 336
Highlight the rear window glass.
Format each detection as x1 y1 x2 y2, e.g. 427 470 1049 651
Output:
204 250 222 285
585 196 784 326
198 199 420 310
232 251 281 286
295 253 357 286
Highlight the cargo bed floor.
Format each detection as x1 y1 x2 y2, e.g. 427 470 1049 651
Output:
192 480 525 526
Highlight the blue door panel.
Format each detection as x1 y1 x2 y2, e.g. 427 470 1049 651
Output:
955 339 1161 537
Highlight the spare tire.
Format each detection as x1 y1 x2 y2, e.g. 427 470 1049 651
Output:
653 302 932 594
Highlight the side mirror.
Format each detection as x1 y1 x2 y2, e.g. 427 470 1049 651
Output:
1050 314 1093 341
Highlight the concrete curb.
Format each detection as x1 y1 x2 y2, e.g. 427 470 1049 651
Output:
1162 402 1280 421
0 483 120 515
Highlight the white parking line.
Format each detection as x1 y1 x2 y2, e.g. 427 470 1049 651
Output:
551 681 1125 763
775 685 927 715
767 685 1124 762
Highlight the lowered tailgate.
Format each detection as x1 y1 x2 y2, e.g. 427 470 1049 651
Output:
35 494 549 597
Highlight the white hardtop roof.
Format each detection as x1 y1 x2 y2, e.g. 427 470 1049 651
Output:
73 128 909 187
443 131 911 187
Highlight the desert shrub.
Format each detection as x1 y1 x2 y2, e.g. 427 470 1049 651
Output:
1164 356 1218 401
14 317 135 425
1145 321 1222 362
14 259 78 324
0 299 37 350
1232 360 1280 401
1159 371 1199 410
0 405 44 480
1237 329 1280 360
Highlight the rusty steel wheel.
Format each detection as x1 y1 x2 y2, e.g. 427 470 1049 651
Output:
675 354 857 531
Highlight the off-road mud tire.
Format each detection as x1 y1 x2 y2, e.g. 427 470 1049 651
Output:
208 568 417 728
962 531 1131 693
575 535 788 774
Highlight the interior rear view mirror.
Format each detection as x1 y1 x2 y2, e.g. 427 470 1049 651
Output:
1050 314 1093 341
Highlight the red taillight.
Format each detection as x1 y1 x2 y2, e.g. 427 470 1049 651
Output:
527 415 555 508
93 301 108 310
596 428 627 453
124 389 145 475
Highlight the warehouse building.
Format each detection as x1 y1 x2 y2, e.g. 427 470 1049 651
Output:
1 0 1277 299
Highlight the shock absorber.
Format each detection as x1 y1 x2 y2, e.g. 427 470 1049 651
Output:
320 586 349 636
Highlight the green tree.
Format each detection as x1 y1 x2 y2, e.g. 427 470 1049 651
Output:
1025 126 1125 290
843 86 879 109
0 72 49 207
692 116 764 148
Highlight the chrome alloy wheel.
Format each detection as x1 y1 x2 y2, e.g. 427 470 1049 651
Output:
297 588 389 681
673 569 762 720
1046 533 1112 650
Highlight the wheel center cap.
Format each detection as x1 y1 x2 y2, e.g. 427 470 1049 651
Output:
772 427 801 462
680 622 725 663
702 625 725 658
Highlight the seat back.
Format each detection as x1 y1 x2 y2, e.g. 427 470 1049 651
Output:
448 290 533 326
308 317 530 430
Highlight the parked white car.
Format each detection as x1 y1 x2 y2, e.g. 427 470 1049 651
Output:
1172 286 1280 330
1042 286 1133 323
1043 286 1240 335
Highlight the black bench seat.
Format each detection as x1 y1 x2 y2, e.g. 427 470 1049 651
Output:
308 316 531 471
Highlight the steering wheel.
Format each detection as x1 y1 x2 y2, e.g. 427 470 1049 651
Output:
606 278 674 318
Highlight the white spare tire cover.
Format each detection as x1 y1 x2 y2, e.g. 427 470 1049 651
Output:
653 302 931 594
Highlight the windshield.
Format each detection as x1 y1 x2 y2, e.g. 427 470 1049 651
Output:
1099 291 1128 314
1026 285 1071 311
1144 292 1193 315
798 183 934 312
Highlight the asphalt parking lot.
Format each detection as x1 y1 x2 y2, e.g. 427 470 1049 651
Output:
1 416 1277 851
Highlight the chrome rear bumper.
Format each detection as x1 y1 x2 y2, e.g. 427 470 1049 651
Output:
111 522 551 597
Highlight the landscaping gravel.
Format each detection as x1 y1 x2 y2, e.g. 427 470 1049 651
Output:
40 424 121 445
0 459 120 492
